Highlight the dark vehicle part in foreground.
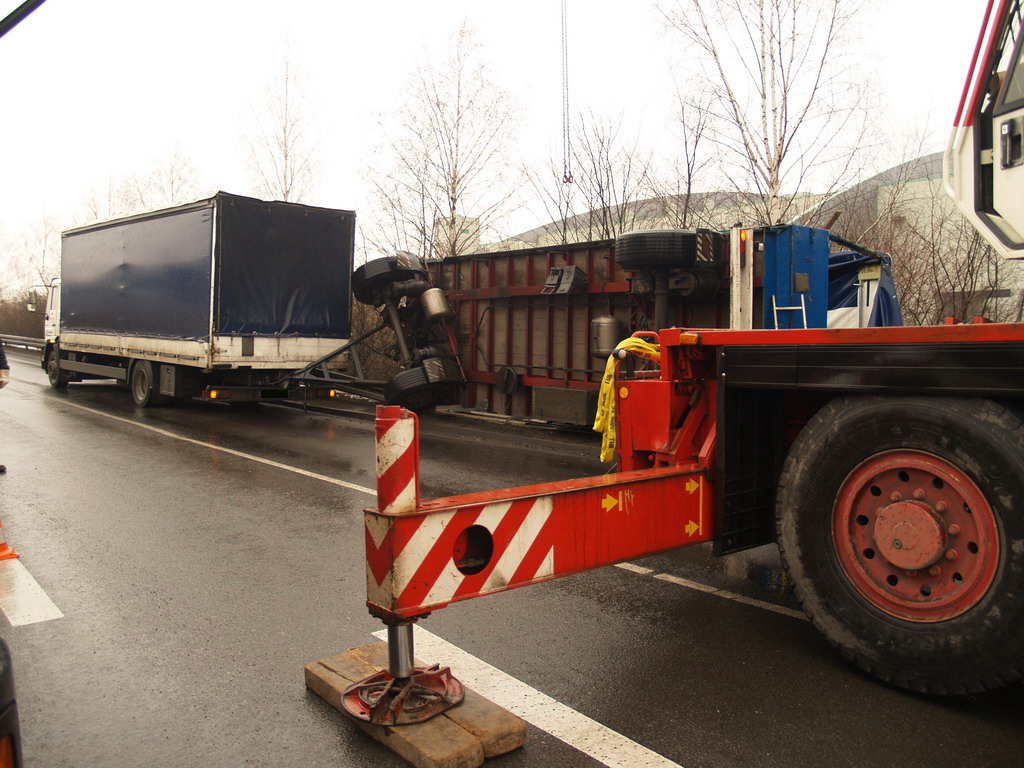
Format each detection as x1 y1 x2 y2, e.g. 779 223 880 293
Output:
0 639 22 768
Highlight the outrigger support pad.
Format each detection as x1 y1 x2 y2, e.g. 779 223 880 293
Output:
341 623 465 726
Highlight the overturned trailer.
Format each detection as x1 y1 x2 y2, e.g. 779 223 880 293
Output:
423 226 900 424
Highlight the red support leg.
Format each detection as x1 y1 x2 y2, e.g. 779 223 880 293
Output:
344 406 464 726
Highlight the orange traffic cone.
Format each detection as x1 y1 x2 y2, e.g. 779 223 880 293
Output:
0 520 19 560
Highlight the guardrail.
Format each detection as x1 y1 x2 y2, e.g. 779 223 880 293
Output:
0 335 44 350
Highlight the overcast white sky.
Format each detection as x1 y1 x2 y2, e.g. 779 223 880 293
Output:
0 0 992 245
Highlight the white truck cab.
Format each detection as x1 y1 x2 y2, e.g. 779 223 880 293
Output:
28 279 59 344
946 0 1024 257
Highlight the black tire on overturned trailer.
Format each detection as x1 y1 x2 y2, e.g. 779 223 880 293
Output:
352 254 428 307
384 358 461 411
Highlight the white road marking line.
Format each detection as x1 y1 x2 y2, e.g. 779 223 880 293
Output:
649 571 719 594
0 559 64 626
373 626 685 768
58 401 377 496
725 592 808 620
649 570 808 621
56 399 803 624
614 562 654 575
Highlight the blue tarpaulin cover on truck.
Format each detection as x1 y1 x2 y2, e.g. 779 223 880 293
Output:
61 204 215 339
827 250 903 327
215 194 354 336
60 193 354 340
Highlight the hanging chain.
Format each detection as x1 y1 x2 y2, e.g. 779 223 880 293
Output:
561 0 573 184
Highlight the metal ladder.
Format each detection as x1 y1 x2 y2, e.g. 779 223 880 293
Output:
771 294 808 329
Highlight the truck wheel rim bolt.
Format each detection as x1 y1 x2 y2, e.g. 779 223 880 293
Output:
832 450 999 622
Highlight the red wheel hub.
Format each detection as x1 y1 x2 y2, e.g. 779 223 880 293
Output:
832 450 999 622
873 501 947 570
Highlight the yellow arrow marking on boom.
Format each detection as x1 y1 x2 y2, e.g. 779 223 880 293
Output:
685 476 704 538
602 493 622 512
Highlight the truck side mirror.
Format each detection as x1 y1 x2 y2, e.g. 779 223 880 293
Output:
26 285 46 313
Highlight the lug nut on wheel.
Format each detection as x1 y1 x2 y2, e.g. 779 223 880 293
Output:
945 549 959 561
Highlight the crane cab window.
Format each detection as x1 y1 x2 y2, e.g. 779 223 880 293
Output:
994 1 1024 115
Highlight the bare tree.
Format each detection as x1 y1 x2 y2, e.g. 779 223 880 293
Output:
524 113 656 246
25 216 60 285
829 155 1024 326
523 155 577 246
77 149 202 224
247 54 318 203
661 0 870 225
12 214 61 287
78 175 142 222
568 113 655 240
894 192 1021 325
811 130 938 241
142 146 200 207
364 22 519 260
647 91 717 229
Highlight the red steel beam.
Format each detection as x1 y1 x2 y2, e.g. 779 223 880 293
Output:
365 465 712 621
660 321 1024 347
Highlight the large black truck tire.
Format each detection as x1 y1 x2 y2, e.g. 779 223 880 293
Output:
384 358 461 411
352 254 428 306
776 396 1024 694
129 360 168 408
46 348 69 389
614 230 698 272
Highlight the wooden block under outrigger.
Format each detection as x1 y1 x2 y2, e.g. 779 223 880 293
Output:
305 642 526 768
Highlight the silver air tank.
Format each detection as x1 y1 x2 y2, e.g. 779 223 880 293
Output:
590 315 626 359
420 287 454 323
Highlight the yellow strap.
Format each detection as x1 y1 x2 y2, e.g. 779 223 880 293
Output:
592 338 661 463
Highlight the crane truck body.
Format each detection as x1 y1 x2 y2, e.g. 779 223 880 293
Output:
350 0 1024 709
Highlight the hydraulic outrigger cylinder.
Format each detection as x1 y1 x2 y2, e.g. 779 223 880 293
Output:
342 406 465 726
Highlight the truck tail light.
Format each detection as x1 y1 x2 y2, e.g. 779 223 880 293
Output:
0 734 15 768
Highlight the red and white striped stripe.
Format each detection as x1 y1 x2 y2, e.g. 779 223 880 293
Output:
375 405 419 515
365 401 711 620
366 496 556 615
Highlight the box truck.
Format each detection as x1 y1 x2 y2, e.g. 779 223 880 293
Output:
38 192 355 406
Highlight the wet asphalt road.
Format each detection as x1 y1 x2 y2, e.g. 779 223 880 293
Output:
1 347 1022 768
